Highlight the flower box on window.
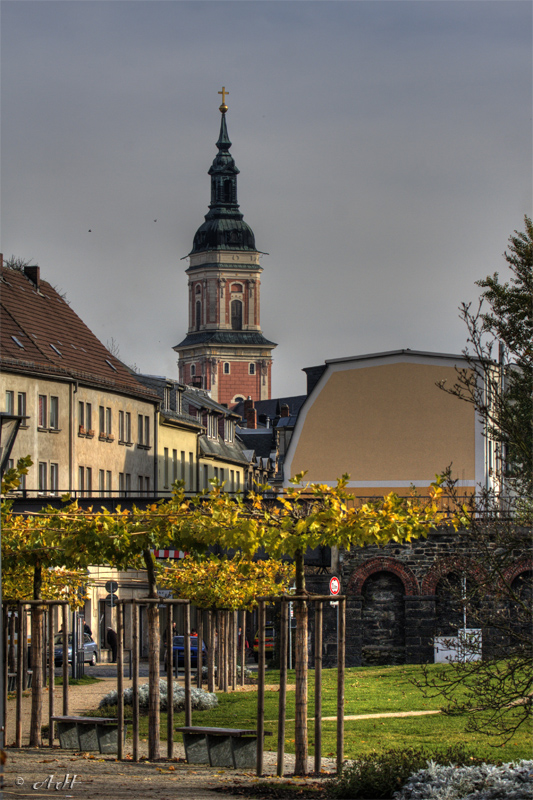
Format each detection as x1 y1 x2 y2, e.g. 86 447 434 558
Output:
107 434 115 442
86 429 95 438
79 425 86 435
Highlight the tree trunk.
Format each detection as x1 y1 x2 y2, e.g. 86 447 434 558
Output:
207 610 215 693
143 550 160 761
30 562 43 747
294 548 308 775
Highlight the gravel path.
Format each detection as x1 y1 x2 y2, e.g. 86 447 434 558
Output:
5 679 336 799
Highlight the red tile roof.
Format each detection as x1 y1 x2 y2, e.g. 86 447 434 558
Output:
0 266 158 401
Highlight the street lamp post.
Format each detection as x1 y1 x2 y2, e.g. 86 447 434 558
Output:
0 413 26 795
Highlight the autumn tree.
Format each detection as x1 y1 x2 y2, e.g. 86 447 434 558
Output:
160 476 449 774
422 218 533 740
2 458 89 745
439 215 532 498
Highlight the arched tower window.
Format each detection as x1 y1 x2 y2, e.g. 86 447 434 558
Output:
231 300 242 331
195 300 202 331
223 179 233 203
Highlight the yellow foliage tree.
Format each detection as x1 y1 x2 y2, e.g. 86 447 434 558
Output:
157 554 294 610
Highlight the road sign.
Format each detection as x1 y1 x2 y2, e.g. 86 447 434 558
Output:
105 580 118 593
105 593 118 607
329 576 341 595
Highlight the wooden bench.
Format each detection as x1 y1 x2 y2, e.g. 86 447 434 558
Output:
51 715 126 754
175 726 271 769
7 671 32 691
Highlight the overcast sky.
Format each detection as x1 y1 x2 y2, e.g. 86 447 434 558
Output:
2 1 531 397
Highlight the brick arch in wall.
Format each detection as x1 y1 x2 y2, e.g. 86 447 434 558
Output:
421 555 487 595
502 556 533 589
346 557 419 596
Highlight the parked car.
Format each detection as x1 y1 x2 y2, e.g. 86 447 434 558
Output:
172 635 207 669
54 633 98 666
253 626 275 662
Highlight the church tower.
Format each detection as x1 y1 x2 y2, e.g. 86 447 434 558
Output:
174 90 276 406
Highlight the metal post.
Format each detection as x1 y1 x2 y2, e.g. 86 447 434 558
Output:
15 603 22 747
336 597 346 775
240 609 246 687
22 608 28 691
197 611 203 689
277 597 288 777
48 608 54 747
166 604 174 758
288 601 293 671
3 606 8 746
184 603 191 727
256 599 265 777
61 604 68 715
71 608 76 680
117 602 124 761
207 610 215 693
314 600 323 774
132 600 139 762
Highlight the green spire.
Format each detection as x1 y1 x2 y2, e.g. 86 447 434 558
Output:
189 99 257 254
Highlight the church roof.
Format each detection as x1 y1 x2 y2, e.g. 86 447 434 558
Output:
174 330 277 350
188 109 258 255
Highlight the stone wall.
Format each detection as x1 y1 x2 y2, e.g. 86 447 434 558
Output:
304 525 531 668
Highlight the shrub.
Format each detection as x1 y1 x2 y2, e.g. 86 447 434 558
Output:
99 679 218 712
329 745 486 799
394 759 533 800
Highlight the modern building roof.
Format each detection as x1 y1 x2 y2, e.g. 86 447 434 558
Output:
323 348 468 366
0 264 158 401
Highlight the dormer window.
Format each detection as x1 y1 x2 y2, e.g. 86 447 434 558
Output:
163 386 171 410
225 420 235 443
207 414 218 440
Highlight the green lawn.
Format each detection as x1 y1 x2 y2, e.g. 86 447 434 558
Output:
130 664 533 763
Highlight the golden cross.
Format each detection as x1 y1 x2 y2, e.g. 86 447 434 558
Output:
218 86 229 106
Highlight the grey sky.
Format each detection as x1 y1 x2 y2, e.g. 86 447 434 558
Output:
2 1 531 397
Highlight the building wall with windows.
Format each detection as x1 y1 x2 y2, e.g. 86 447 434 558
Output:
136 374 249 495
0 262 159 496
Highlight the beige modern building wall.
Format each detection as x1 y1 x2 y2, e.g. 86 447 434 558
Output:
283 351 486 496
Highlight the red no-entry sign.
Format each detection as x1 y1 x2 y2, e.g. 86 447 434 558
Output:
329 576 341 595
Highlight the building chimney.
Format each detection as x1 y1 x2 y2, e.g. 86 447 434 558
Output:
246 407 257 429
24 265 40 288
243 396 254 416
280 404 290 418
